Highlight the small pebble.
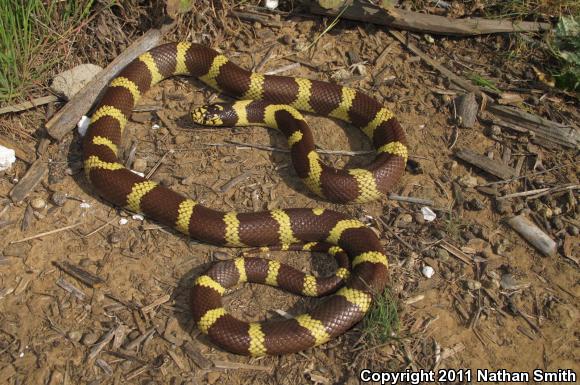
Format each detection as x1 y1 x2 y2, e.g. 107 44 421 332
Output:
413 212 425 225
67 330 82 342
206 372 221 385
494 238 510 255
567 225 579 236
132 158 147 173
281 34 294 45
400 213 413 223
512 201 525 213
500 273 518 290
422 265 435 278
30 197 46 210
540 206 553 219
464 197 485 211
119 218 128 225
488 125 502 136
81 332 99 346
551 216 564 230
108 232 121 244
458 175 478 188
465 279 482 290
494 199 511 215
436 248 449 261
51 191 67 207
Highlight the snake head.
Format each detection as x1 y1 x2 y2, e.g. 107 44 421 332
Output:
191 104 226 126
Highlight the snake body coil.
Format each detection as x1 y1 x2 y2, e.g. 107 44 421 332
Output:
83 42 407 356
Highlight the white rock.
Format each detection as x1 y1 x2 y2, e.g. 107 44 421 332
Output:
422 265 435 278
50 63 103 100
77 115 90 136
132 214 144 221
0 145 16 171
79 202 91 209
421 206 437 222
119 218 128 225
264 0 279 10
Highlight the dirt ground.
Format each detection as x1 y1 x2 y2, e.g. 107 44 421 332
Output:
0 2 579 385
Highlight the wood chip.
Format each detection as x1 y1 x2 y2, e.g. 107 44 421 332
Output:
9 159 48 202
53 261 104 288
140 294 171 313
88 326 117 361
455 92 478 128
440 240 473 264
181 341 212 370
56 277 87 301
167 349 188 371
489 104 579 149
455 148 517 179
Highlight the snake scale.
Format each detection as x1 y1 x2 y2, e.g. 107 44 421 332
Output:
82 42 408 356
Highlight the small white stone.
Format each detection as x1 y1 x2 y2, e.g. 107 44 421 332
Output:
422 265 435 278
77 115 90 136
30 198 46 210
264 0 279 10
421 206 437 222
0 145 16 171
130 170 145 177
132 214 144 221
119 218 128 225
151 124 160 130
79 202 91 209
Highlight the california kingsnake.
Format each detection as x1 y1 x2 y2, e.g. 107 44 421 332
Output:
82 42 407 355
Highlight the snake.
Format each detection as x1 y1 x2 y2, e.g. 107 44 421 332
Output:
82 42 407 356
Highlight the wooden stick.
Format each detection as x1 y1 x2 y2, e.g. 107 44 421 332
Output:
0 95 59 115
10 221 82 243
310 1 550 36
46 24 174 141
497 185 578 200
507 214 556 257
388 194 434 206
388 30 481 95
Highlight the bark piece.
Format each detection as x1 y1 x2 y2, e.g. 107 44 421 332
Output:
455 92 478 128
455 148 517 180
9 159 48 202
